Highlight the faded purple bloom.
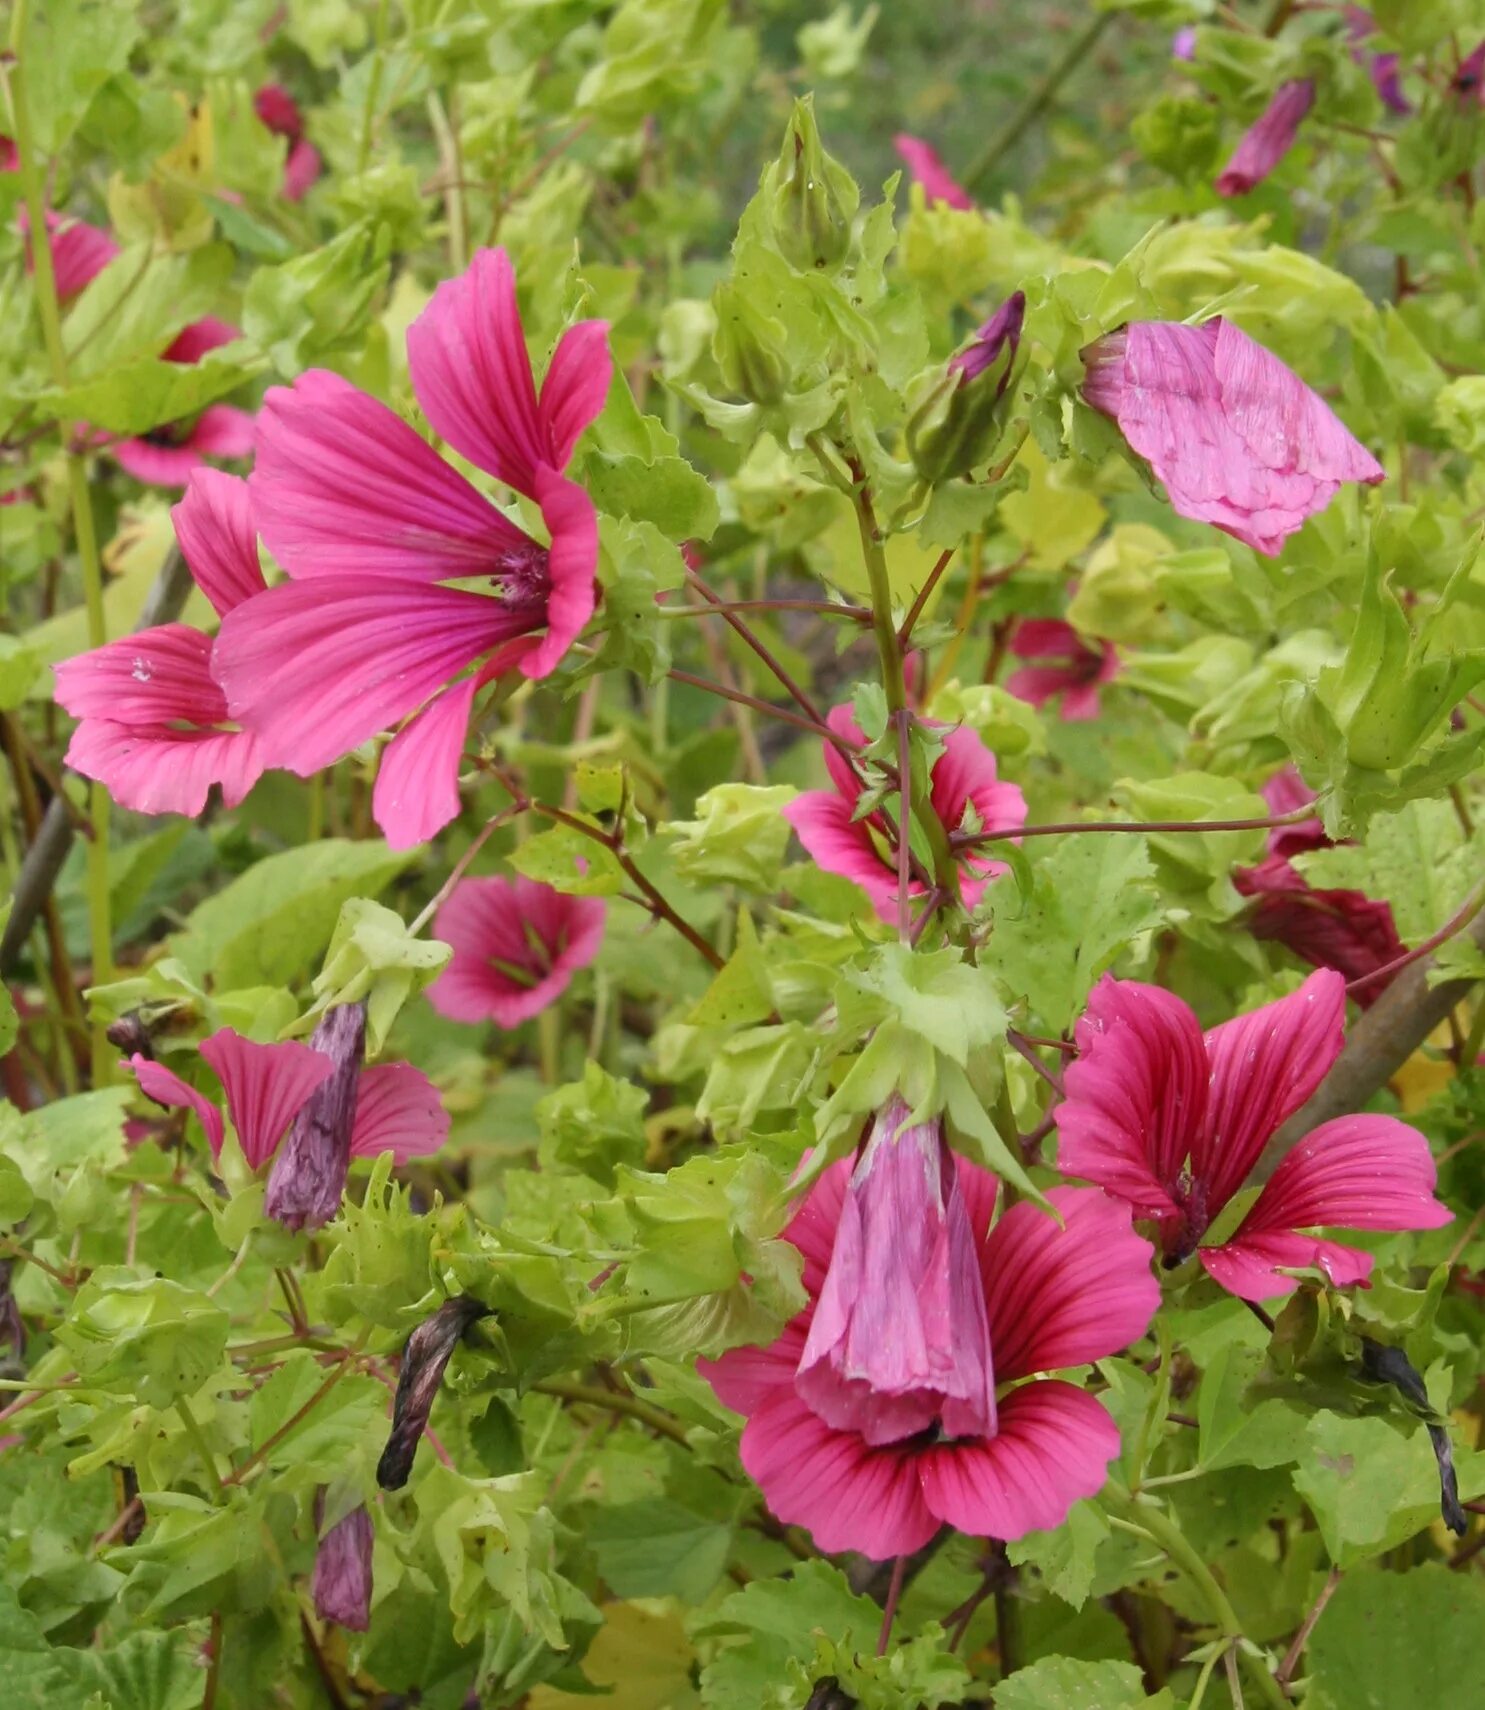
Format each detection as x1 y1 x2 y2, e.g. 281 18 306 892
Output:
377 1296 490 1489
1215 79 1315 197
1171 26 1197 62
313 1501 374 1630
950 291 1025 387
263 1004 366 1232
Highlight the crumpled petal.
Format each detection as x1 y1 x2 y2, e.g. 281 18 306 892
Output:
312 1503 373 1630
348 1063 449 1162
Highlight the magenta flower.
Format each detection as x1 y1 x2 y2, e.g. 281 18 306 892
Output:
54 470 268 816
1342 12 1411 114
1215 79 1315 197
1057 970 1451 1302
782 706 1026 921
1171 26 1197 61
1081 318 1384 556
1258 764 1326 857
109 318 255 488
1453 41 1485 103
1006 618 1119 722
425 876 606 1028
893 134 974 210
254 83 322 201
127 1020 446 1225
215 247 613 851
313 1502 373 1630
18 207 120 300
699 1127 1159 1558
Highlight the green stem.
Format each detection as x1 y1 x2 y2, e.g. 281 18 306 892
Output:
851 485 907 716
176 1396 225 1499
961 12 1114 192
11 0 113 1075
533 1377 692 1447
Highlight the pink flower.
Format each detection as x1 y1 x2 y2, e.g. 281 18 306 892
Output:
53 470 269 816
425 876 606 1028
110 318 255 488
1006 618 1119 722
17 206 120 300
215 247 612 851
1215 79 1315 197
1056 970 1451 1302
313 1502 373 1630
1258 764 1326 857
1081 318 1384 556
699 1126 1160 1558
254 83 322 201
782 706 1026 921
1171 26 1197 61
893 135 973 210
1453 42 1485 103
127 1015 447 1225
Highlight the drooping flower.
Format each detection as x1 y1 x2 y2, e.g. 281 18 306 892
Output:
893 134 974 210
425 875 606 1028
215 247 613 851
782 705 1026 921
53 470 269 816
1234 769 1404 1006
1215 79 1315 197
254 83 322 201
312 1501 373 1631
109 318 255 488
1056 969 1451 1302
1081 318 1384 556
699 1117 1160 1558
1006 618 1119 722
377 1296 490 1489
908 292 1025 482
126 1008 447 1231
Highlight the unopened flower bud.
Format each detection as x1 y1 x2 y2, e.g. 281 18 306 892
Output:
767 96 855 273
312 1499 374 1630
376 1295 490 1490
712 281 790 405
263 1003 366 1232
906 291 1025 483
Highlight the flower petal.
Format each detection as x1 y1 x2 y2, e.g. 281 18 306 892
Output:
249 370 527 580
1200 1232 1376 1301
918 1381 1120 1542
198 1028 334 1170
782 1158 852 1299
539 320 614 470
63 721 265 817
1197 968 1345 1215
348 1063 449 1162
1057 976 1206 1218
171 469 265 619
54 624 226 727
518 467 598 680
981 1187 1159 1381
783 790 898 920
738 1386 940 1560
892 135 973 210
1238 1114 1452 1238
1215 79 1314 198
128 1054 224 1156
698 1321 807 1417
372 678 479 851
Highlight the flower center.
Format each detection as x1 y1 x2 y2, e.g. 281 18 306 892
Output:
493 538 551 610
1162 1170 1210 1267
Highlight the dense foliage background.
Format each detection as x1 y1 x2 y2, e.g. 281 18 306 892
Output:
2 0 1485 1706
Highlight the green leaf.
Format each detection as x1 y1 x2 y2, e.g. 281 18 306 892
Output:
839 944 1006 1070
1195 1342 1312 1473
1006 1499 1112 1611
0 637 42 710
17 0 140 153
508 820 627 896
1308 1564 1485 1710
995 1657 1174 1709
586 1498 732 1602
537 1063 650 1187
242 221 392 375
34 349 252 436
300 897 451 1055
168 840 412 990
53 1269 229 1410
668 784 798 892
63 243 236 379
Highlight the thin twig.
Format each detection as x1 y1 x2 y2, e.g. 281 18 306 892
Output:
953 806 1316 851
898 548 956 645
1276 1565 1341 1688
685 570 828 728
1345 875 1485 996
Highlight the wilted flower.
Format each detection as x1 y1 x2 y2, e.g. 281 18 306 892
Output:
1081 318 1384 555
1215 79 1315 197
783 705 1026 921
264 1004 367 1232
699 1108 1160 1558
892 134 973 210
425 876 606 1027
377 1296 490 1489
215 246 612 851
254 83 322 201
110 318 255 489
907 292 1025 482
1006 617 1119 722
54 471 268 816
312 1500 373 1630
1057 970 1452 1301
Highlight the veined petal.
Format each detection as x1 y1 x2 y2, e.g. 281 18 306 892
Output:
1200 1232 1376 1302
981 1187 1160 1382
782 790 901 921
1236 1114 1451 1238
199 1028 333 1170
698 1321 808 1417
348 1063 449 1162
1057 976 1206 1218
1197 969 1344 1214
372 678 480 851
407 247 548 495
54 624 227 727
249 370 527 580
918 1382 1120 1542
171 469 265 619
215 577 532 774
539 320 614 470
128 1054 224 1156
782 1157 852 1300
519 467 598 680
892 135 974 209
738 1387 940 1560
63 720 265 817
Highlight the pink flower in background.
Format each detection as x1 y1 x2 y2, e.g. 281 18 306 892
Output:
700 1125 1159 1558
254 83 322 201
110 318 255 488
215 247 613 851
1081 318 1384 556
1452 41 1485 103
127 1023 446 1173
893 134 973 209
313 1503 373 1630
1057 970 1451 1301
1006 618 1119 722
426 875 606 1027
54 471 268 816
1344 11 1411 114
17 207 120 299
1215 79 1315 197
1171 26 1197 61
783 706 1026 920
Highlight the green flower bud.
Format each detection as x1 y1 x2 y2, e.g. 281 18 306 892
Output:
766 95 858 273
712 280 790 405
906 292 1025 483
